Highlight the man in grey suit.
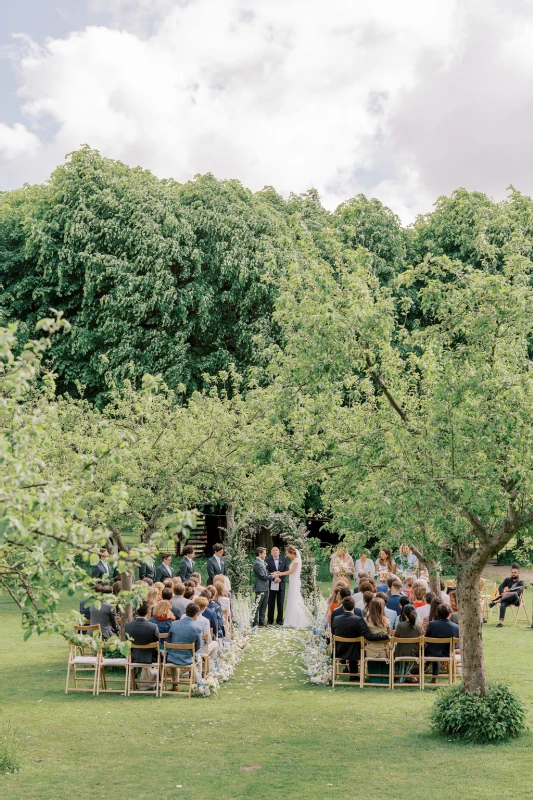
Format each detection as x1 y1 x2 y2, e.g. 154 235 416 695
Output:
253 547 279 627
165 603 203 686
89 585 118 639
91 547 112 584
178 545 195 581
206 543 227 586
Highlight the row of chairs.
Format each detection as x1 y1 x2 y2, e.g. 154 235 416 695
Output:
66 625 216 698
332 635 460 689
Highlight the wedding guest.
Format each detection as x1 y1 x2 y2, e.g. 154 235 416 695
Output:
331 596 389 679
89 585 118 640
212 577 231 615
395 545 418 576
91 547 112 584
437 580 452 606
393 603 422 684
150 599 175 647
153 582 165 595
142 577 154 586
206 585 225 637
139 556 156 582
198 591 217 637
178 545 195 581
183 587 196 601
375 549 395 590
331 588 362 625
412 583 427 608
125 601 160 664
191 572 206 592
155 553 174 583
112 580 122 596
386 579 404 615
448 590 459 624
145 586 160 615
171 582 188 619
361 590 375 617
355 549 376 579
327 582 348 622
330 549 355 589
165 603 203 688
353 579 375 606
376 591 397 630
425 604 459 683
365 597 391 683
403 575 415 599
416 591 434 626
195 596 219 656
207 543 228 586
161 587 174 603
427 597 442 624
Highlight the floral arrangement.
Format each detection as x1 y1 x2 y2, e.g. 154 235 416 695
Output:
298 596 333 686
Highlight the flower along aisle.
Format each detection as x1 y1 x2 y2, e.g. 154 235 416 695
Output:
299 596 333 686
193 594 257 697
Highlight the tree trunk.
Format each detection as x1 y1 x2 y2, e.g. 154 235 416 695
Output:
410 546 441 594
455 560 487 694
141 504 166 543
108 525 128 553
119 571 133 639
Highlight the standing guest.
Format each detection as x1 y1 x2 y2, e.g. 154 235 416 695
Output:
330 549 356 590
375 549 395 590
165 603 203 689
91 547 112 584
139 556 156 582
178 545 195 581
266 546 289 625
489 563 525 627
155 553 173 583
150 599 175 646
331 588 362 626
355 549 376 580
194 596 219 657
89 585 118 640
386 579 404 615
207 543 228 586
171 582 188 619
253 547 278 627
332 597 389 679
395 545 418 576
393 603 422 684
365 597 391 683
425 604 459 683
376 591 397 630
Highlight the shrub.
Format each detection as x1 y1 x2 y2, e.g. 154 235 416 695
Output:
431 683 527 744
0 721 22 774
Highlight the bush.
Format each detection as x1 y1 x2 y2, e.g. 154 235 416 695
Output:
0 721 22 774
431 683 527 744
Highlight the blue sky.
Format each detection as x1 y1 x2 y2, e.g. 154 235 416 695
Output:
1 0 533 221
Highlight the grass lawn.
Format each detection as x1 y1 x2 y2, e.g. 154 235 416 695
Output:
1 594 533 800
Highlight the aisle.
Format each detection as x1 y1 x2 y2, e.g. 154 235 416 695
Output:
229 626 306 697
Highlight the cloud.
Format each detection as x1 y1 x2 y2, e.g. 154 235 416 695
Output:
1 0 533 221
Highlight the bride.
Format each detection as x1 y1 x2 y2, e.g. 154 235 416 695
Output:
278 545 312 628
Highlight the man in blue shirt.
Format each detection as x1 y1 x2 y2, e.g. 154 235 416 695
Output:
165 603 203 688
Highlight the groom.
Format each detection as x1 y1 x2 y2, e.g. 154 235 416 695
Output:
253 547 279 627
267 546 289 625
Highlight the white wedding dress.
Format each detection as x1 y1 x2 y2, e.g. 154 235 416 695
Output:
283 551 312 628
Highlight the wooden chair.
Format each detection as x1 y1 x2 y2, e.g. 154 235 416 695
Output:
332 636 364 687
160 643 196 697
481 581 497 619
452 637 461 682
390 637 423 689
222 609 231 639
65 624 101 694
362 636 392 689
95 647 129 696
199 634 213 678
128 643 161 696
511 589 530 626
421 636 455 687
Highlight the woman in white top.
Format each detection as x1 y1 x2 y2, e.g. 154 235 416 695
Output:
354 549 376 579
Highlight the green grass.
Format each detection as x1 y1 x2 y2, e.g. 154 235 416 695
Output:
1 595 533 800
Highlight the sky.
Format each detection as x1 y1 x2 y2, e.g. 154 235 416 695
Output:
1 0 533 222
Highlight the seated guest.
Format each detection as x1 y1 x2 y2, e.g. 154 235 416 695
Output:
183 587 196 601
145 586 160 616
195 596 219 656
416 591 434 626
386 579 404 615
403 575 415 599
206 586 225 637
360 590 375 616
437 579 451 606
153 581 165 594
191 572 206 593
425 603 459 683
150 599 176 646
161 587 174 602
489 563 525 627
448 590 459 624
393 603 422 683
199 590 218 637
327 582 347 623
412 582 427 608
162 578 174 589
112 580 122 596
331 588 362 626
331 596 389 679
353 579 374 606
212 576 231 616
89 584 118 640
166 603 203 687
376 591 397 630
125 601 160 663
365 597 391 683
171 582 188 619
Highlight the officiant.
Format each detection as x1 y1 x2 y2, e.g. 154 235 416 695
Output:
267 546 289 625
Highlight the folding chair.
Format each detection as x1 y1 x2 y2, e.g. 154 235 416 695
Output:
511 589 530 626
65 624 101 694
160 643 196 697
222 609 231 639
363 639 392 688
332 636 364 687
391 637 423 689
452 637 461 682
95 648 129 696
481 581 496 619
422 637 455 687
127 643 161 696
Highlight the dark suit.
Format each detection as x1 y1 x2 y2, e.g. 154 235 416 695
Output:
79 598 91 623
253 558 274 626
425 619 459 675
331 605 362 626
155 562 173 583
332 611 389 674
139 560 156 581
206 555 227 586
124 617 160 664
266 555 289 624
178 557 194 581
89 601 118 640
91 560 112 583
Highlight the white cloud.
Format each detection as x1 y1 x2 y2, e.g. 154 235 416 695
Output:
2 0 533 221
0 122 40 159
